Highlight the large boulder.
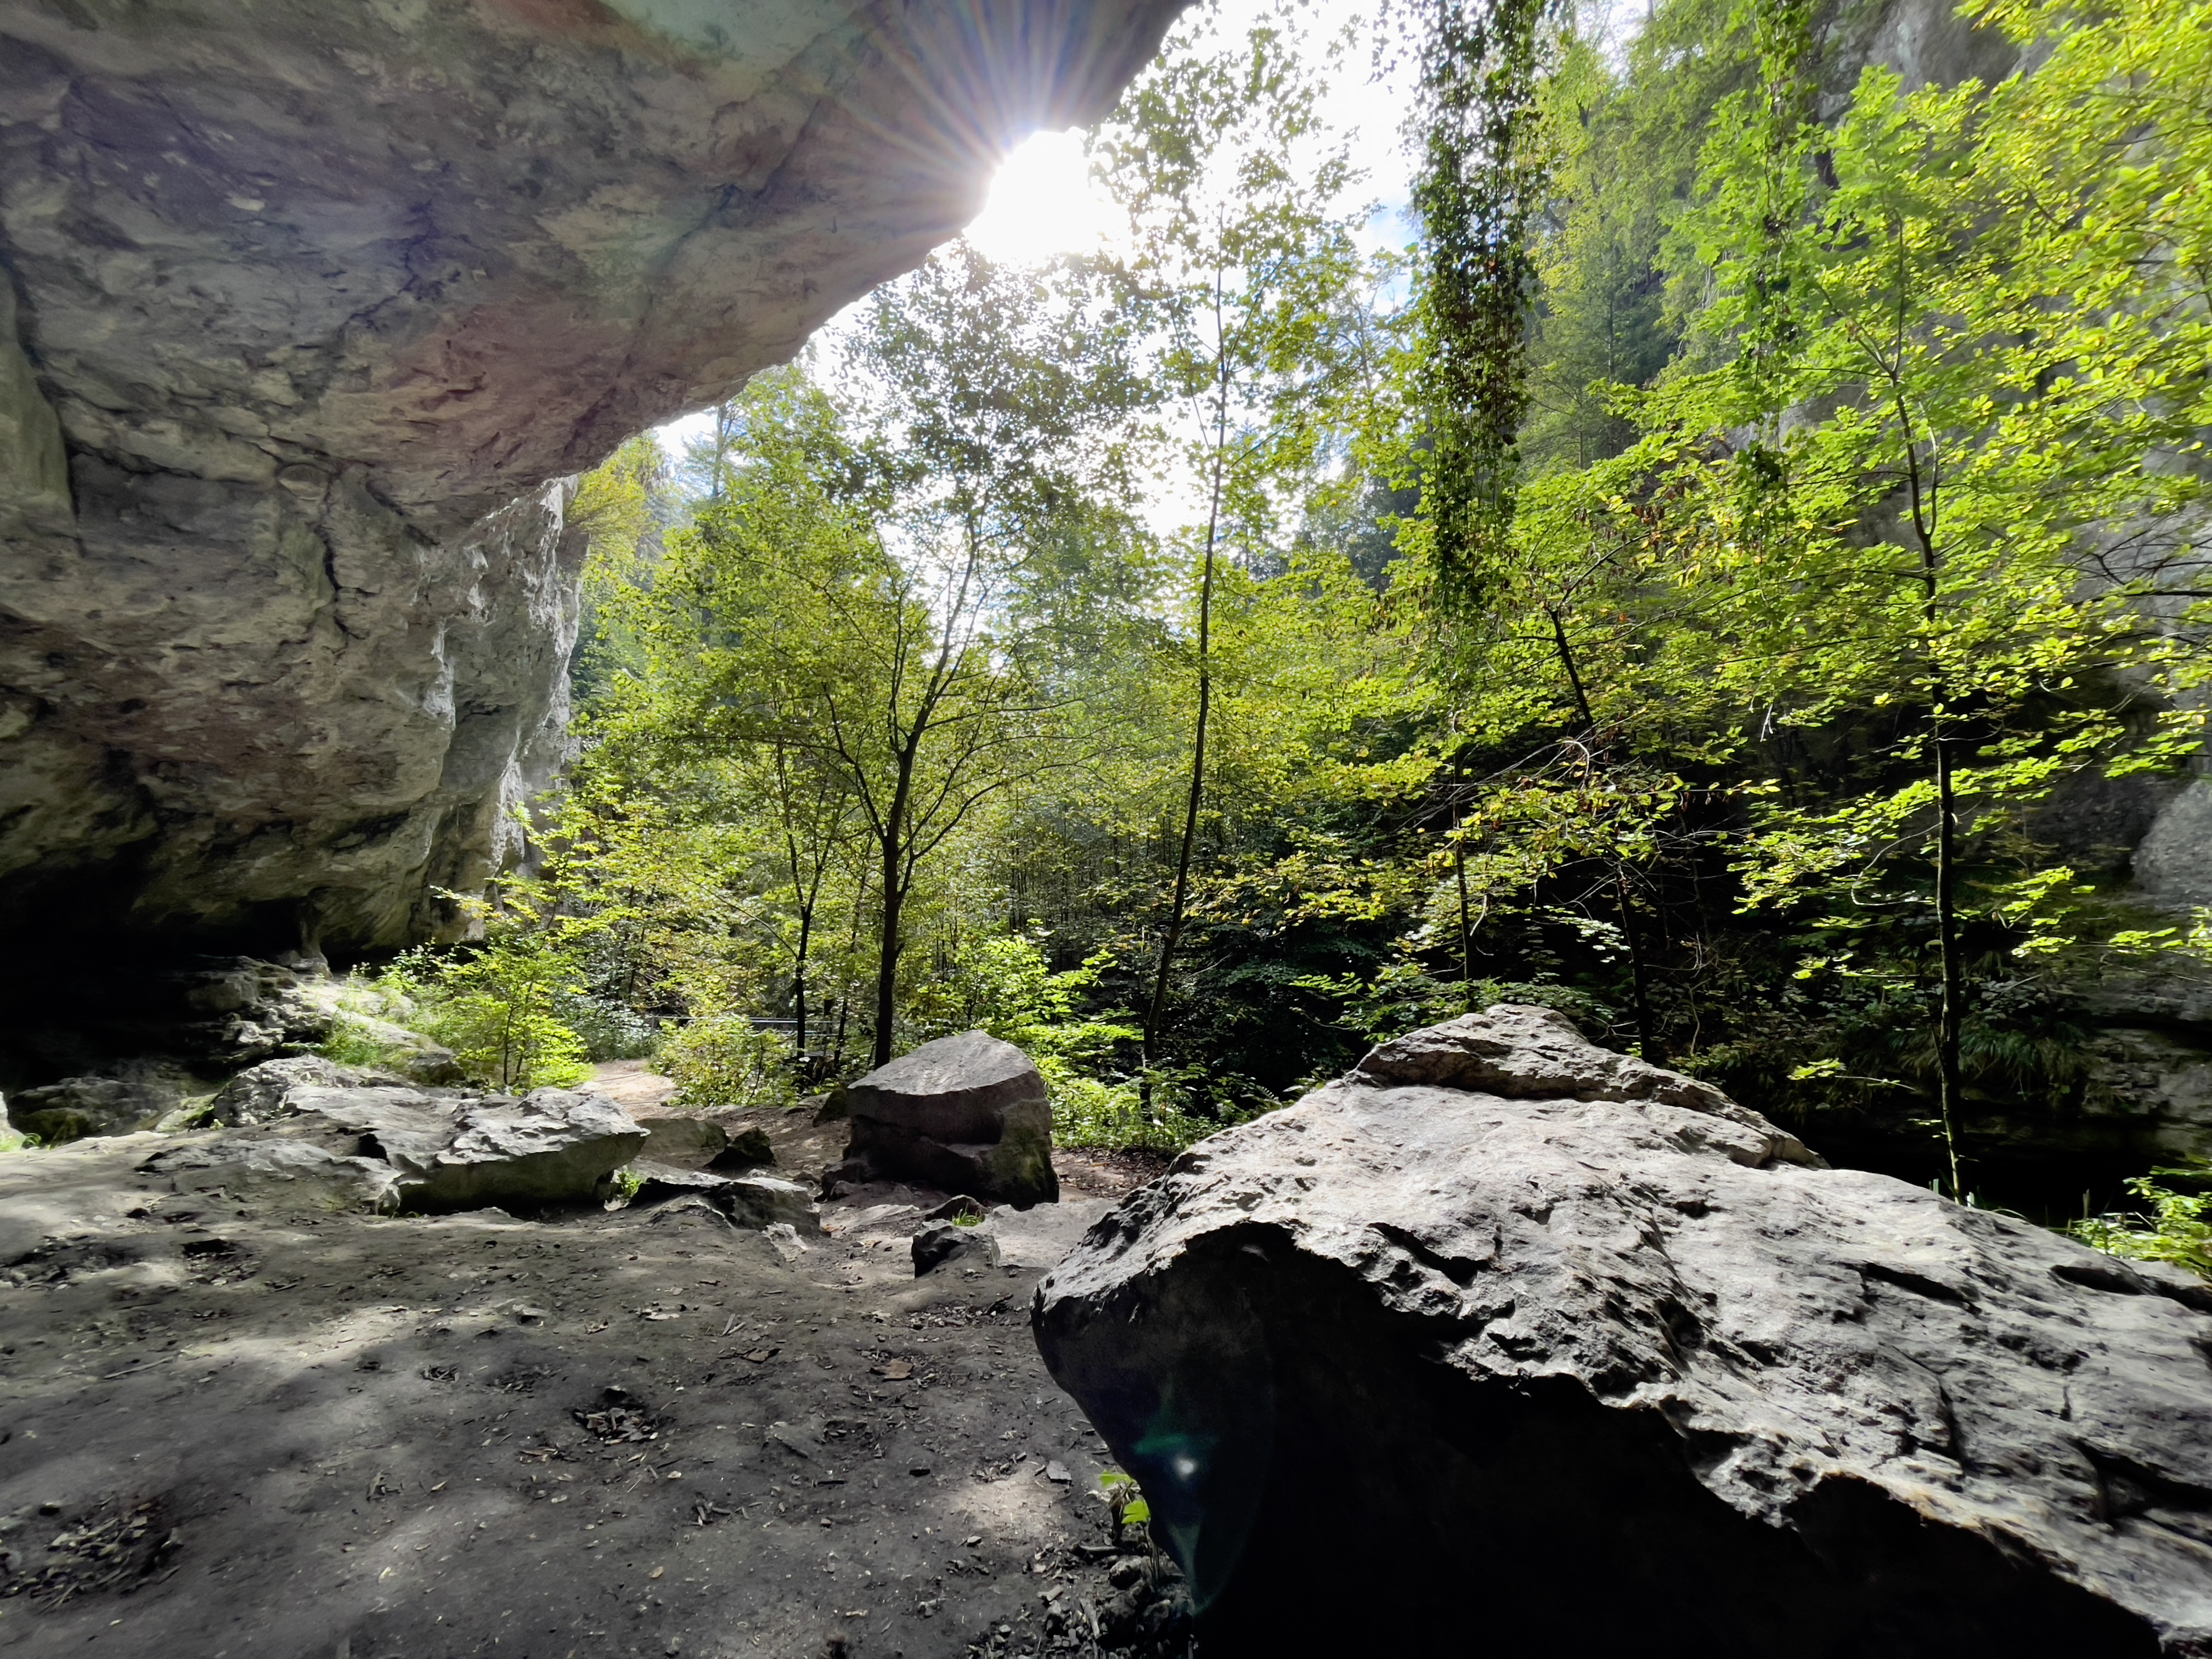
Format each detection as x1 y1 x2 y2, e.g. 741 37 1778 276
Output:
7 1073 174 1143
285 1083 645 1211
140 1079 646 1212
1033 1006 2212 1658
832 1030 1058 1209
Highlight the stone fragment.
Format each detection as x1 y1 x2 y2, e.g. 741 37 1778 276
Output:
617 1159 821 1233
1034 1005 2212 1658
832 1031 1058 1209
634 1115 729 1167
761 1223 808 1264
720 1177 822 1235
622 1159 731 1207
912 1220 1002 1277
707 1127 777 1171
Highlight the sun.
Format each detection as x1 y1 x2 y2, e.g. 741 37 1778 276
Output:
962 129 1122 264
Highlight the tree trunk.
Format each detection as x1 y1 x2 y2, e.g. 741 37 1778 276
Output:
871 752 918 1069
872 860 902 1069
1615 867 1659 1062
1897 386 1966 1200
1144 620 1211 1057
1933 706 1965 1200
791 902 813 1057
1144 308 1231 1063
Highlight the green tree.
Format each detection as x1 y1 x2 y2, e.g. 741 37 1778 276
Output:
1089 4 1387 1058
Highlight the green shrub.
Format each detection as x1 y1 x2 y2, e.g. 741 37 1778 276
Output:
554 991 661 1062
392 934 594 1092
656 1015 793 1111
1047 1063 1241 1154
2070 1166 2212 1281
318 1010 420 1071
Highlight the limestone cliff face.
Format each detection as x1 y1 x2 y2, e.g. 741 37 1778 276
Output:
0 0 1181 959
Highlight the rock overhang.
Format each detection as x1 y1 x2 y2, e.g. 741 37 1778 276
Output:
0 0 1187 988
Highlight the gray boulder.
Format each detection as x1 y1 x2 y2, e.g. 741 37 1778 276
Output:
709 1126 778 1171
619 1159 820 1234
139 1127 398 1209
8 1075 174 1143
1034 1005 2212 1658
287 1084 644 1212
634 1115 729 1166
208 1055 361 1125
719 1176 822 1234
832 1031 1058 1209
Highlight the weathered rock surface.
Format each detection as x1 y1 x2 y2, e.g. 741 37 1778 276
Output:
1034 1006 2212 1658
207 1054 360 1125
0 0 1182 970
142 1077 647 1212
620 1157 820 1232
138 1119 400 1207
719 1175 821 1233
833 1030 1058 1208
8 1073 175 1144
634 1114 730 1167
912 1217 1001 1276
712 1125 778 1170
293 1085 647 1212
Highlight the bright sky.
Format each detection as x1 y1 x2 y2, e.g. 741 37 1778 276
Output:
657 4 1425 462
961 128 1126 264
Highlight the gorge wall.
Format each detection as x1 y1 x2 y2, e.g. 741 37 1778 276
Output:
0 0 1183 979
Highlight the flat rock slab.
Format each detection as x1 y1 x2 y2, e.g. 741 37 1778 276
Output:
291 1085 647 1212
1034 1006 2212 1658
634 1115 729 1167
986 1198 1115 1272
146 1081 647 1214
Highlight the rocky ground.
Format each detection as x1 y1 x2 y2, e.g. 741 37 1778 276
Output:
0 1064 1188 1659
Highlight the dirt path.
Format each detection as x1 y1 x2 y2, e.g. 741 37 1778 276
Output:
0 1081 1171 1659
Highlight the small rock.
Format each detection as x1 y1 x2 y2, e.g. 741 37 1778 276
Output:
707 1126 776 1170
1045 1460 1070 1484
911 1220 1000 1277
